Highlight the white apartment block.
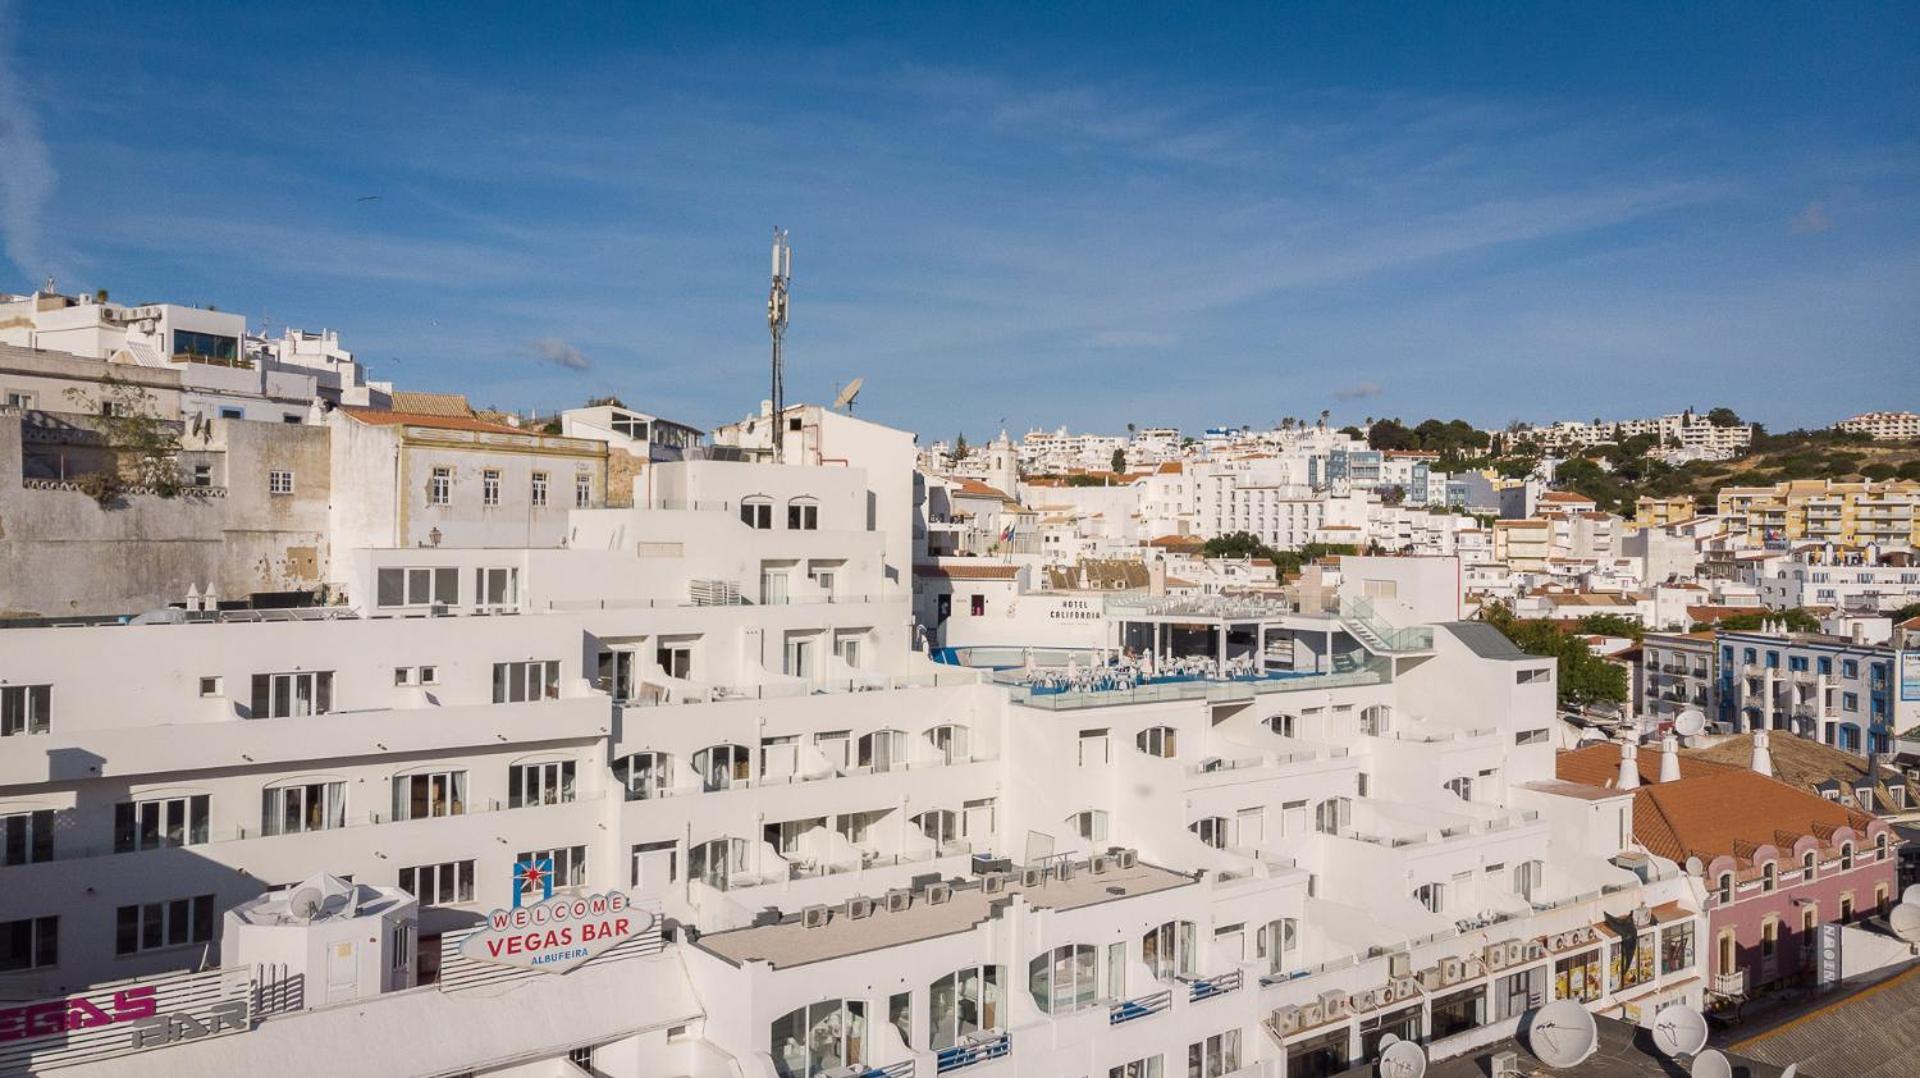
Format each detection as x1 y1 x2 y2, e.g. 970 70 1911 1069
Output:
1836 411 1920 441
0 409 1716 1078
1529 413 1752 460
1749 548 1920 614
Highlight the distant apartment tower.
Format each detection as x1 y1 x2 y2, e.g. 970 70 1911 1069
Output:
1836 411 1920 441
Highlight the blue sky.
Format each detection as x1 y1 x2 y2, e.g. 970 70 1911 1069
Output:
2 2 1915 439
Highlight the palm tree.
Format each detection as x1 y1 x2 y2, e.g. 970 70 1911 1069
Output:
1319 409 1330 428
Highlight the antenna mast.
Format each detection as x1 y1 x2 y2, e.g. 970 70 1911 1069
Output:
767 228 792 456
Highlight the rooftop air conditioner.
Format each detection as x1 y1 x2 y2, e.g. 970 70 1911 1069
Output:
801 904 830 929
1484 944 1509 971
1550 932 1571 950
1299 1002 1324 1027
1020 866 1046 888
1439 957 1464 984
1505 940 1527 966
1418 967 1445 990
925 882 952 905
1115 849 1138 869
1525 941 1546 961
1055 860 1077 882
982 872 1009 895
1355 989 1381 1011
1091 855 1114 875
1391 976 1418 998
1491 1050 1522 1078
1273 1005 1302 1035
885 889 911 913
846 896 874 920
1319 990 1350 1018
1387 952 1412 979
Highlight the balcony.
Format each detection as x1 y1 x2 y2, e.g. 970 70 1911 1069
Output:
1109 988 1172 1025
935 1031 1010 1073
1710 970 1747 997
1187 969 1244 1002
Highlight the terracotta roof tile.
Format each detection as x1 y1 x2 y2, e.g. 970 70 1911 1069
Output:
339 407 532 436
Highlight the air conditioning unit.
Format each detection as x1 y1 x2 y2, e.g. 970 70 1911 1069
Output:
1299 1001 1324 1027
982 872 1009 895
1550 932 1571 950
802 904 830 929
1273 1005 1302 1035
925 882 953 905
1484 944 1509 971
1490 1050 1522 1078
846 896 874 920
1319 990 1350 1018
1355 989 1381 1011
1387 952 1412 979
1392 976 1418 998
885 889 911 913
1114 848 1139 869
1505 940 1527 966
1378 982 1399 1005
1091 855 1114 875
1525 941 1546 961
1464 955 1487 979
1439 957 1464 984
1021 866 1047 888
1418 967 1445 990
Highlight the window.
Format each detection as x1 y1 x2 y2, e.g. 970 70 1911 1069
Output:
218 406 244 420
376 566 459 608
475 566 519 608
1255 918 1297 974
1191 816 1228 849
970 594 986 617
1027 944 1100 1014
613 752 673 800
530 471 549 507
927 724 970 764
913 809 961 845
509 761 576 807
770 999 867 1077
262 781 346 835
1068 810 1109 843
1716 872 1733 904
392 771 466 821
1313 797 1350 835
283 413 302 425
428 466 451 506
689 837 749 888
1762 861 1776 893
115 895 213 955
1430 984 1487 1040
1515 729 1550 748
1841 893 1855 923
114 796 209 852
1876 833 1890 861
1660 921 1695 975
399 860 474 906
1187 1030 1241 1078
928 965 1004 1051
1841 843 1854 870
268 469 294 495
191 464 212 487
1760 917 1778 959
0 916 57 971
1842 659 1859 679
0 684 52 736
857 729 908 773
1516 667 1551 685
3 390 35 410
656 643 692 680
1077 728 1110 766
1360 706 1392 736
1843 692 1859 712
787 499 818 530
516 846 588 896
1554 950 1602 1002
1136 726 1177 757
1112 1058 1164 1078
1609 939 1654 990
1445 776 1474 801
171 330 238 362
1803 851 1816 880
575 472 592 509
1142 921 1196 980
482 469 500 506
394 665 439 686
199 676 222 697
694 744 751 791
1415 882 1447 913
249 671 333 718
492 660 559 703
1 810 55 865
740 498 773 529
611 413 649 441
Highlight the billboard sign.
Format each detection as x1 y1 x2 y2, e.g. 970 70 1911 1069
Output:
459 890 651 974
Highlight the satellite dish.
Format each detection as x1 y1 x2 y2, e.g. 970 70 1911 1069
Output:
287 885 325 923
831 376 864 414
1780 1064 1797 1078
1378 1038 1427 1078
1690 1049 1732 1078
1888 902 1920 943
1651 1005 1710 1057
1684 855 1705 876
1378 1034 1400 1049
1528 1001 1598 1067
1675 709 1706 736
1903 883 1920 907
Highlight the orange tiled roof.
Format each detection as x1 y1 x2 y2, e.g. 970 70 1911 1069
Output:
339 407 531 436
913 563 1021 580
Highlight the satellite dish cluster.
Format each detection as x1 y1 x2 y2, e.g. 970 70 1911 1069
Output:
1517 1001 1781 1077
1888 884 1920 943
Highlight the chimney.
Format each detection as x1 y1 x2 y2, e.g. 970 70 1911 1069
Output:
1659 733 1681 783
1752 730 1773 777
1618 739 1640 790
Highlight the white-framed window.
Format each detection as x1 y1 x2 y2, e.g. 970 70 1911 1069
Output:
1187 1030 1241 1078
0 685 52 736
1078 728 1111 766
1 809 55 865
913 809 961 845
1255 917 1297 974
1142 920 1196 980
614 752 674 800
927 724 970 765
482 469 500 506
113 796 208 852
475 566 518 608
1415 881 1447 913
376 566 458 608
575 472 592 508
928 964 1005 1052
1516 728 1550 746
788 498 819 530
1313 797 1351 835
1027 943 1099 1015
0 916 57 970
770 999 868 1076
199 676 222 697
1360 705 1392 736
516 845 587 895
492 660 559 703
508 761 576 807
399 860 474 906
530 471 549 507
428 466 451 505
694 744 751 791
1136 725 1177 757
740 497 773 529
268 469 294 496
1111 1057 1164 1078
262 781 347 835
857 729 908 773
1190 816 1228 849
392 770 467 820
1068 810 1109 843
249 671 333 718
115 895 212 956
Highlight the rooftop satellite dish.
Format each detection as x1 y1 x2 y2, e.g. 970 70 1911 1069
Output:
1675 708 1707 736
287 885 325 923
1903 883 1920 907
1780 1064 1797 1078
1528 1000 1598 1068
1651 1005 1710 1057
1689 1049 1732 1078
1378 1038 1427 1078
1684 855 1705 876
1888 902 1920 943
831 376 864 414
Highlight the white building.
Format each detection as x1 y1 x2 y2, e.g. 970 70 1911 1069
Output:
1836 411 1920 441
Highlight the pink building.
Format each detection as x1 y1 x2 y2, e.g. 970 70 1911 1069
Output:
1558 737 1899 1003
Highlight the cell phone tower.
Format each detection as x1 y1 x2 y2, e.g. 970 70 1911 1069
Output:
767 228 793 456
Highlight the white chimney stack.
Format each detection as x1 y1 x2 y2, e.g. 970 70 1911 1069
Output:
1660 733 1681 783
1752 730 1774 777
1618 739 1640 790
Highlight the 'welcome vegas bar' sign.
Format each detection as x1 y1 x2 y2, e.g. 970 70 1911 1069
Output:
458 890 653 974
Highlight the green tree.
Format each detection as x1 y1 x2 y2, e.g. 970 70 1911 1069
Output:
1577 613 1645 643
953 433 969 460
1706 407 1743 428
62 374 181 505
1111 447 1128 473
1481 605 1628 709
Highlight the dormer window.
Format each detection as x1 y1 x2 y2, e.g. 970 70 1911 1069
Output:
787 498 818 531
1716 872 1733 904
740 497 773 529
1762 861 1776 893
1841 843 1854 871
1803 851 1816 880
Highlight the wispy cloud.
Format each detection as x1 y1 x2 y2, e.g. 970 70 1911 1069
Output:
1791 201 1831 234
529 337 591 371
1334 380 1384 401
0 0 58 281
1091 330 1176 348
